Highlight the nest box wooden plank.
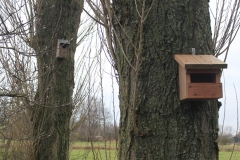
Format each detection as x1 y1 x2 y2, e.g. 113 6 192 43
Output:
174 55 227 100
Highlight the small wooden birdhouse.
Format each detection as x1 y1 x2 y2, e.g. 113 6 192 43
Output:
56 39 70 59
174 55 227 100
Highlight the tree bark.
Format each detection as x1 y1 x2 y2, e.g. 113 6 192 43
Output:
112 0 218 159
32 0 83 159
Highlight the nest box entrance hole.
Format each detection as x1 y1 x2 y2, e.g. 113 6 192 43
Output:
190 73 216 83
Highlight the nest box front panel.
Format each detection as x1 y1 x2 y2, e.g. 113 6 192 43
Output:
187 83 222 99
56 39 70 59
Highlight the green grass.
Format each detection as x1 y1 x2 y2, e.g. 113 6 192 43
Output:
70 149 117 160
219 144 240 160
70 141 118 160
219 151 240 160
1 141 239 160
70 149 240 160
70 142 240 160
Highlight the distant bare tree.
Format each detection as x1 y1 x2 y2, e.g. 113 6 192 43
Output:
71 95 113 140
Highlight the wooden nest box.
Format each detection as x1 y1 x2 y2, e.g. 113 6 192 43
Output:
174 55 227 100
56 39 70 59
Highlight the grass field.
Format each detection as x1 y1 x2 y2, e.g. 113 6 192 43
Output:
219 144 240 160
219 151 240 160
70 141 118 160
70 149 117 160
70 142 240 160
0 141 239 159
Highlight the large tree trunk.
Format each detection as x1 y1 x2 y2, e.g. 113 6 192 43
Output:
32 1 83 159
112 1 218 159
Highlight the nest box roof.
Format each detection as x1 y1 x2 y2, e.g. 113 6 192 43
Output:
174 55 228 69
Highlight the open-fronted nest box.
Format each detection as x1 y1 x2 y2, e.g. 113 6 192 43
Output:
174 55 227 100
56 39 71 59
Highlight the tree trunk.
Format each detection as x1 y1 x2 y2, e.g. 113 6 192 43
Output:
32 1 83 159
112 0 218 159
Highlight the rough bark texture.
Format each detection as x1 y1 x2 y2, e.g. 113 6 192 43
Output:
32 1 83 159
112 0 218 159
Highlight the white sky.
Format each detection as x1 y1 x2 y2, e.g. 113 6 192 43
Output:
218 36 240 132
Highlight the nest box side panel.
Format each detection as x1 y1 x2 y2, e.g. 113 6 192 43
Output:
179 65 190 100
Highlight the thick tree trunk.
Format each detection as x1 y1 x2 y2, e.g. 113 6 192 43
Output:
32 1 83 159
113 1 218 159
